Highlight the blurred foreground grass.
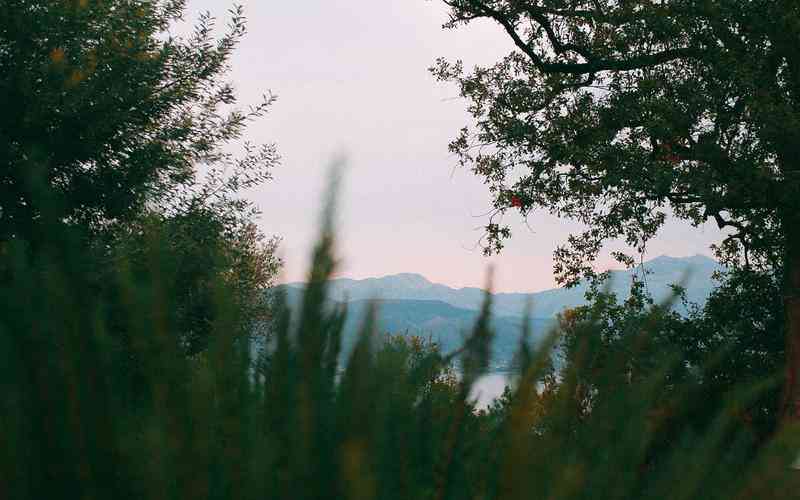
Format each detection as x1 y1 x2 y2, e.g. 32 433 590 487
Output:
1 212 800 500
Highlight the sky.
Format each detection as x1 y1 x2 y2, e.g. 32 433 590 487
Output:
182 0 725 293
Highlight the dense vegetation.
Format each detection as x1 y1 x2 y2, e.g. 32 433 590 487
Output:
2 1 799 498
3 201 800 499
432 0 800 420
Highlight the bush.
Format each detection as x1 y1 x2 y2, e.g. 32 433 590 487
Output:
3 211 800 500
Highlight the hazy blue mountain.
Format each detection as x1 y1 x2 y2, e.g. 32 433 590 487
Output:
282 254 723 319
490 254 724 318
340 299 555 370
272 291 554 370
275 255 722 369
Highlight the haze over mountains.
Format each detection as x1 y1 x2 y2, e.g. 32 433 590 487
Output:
279 255 723 369
285 254 722 317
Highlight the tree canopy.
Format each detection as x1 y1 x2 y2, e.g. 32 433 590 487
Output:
433 0 800 419
0 1 281 356
0 0 277 245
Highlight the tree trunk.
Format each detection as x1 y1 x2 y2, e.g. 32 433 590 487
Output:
782 217 800 422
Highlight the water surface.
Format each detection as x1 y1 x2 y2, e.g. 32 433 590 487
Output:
469 372 511 410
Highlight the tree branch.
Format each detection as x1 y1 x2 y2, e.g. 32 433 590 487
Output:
454 1 701 75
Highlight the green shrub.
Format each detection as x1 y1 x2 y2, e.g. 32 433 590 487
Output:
2 212 799 500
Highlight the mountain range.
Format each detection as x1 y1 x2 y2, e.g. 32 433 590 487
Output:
278 254 723 369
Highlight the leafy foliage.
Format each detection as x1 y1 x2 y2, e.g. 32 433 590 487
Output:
2 201 800 499
2 2 799 498
433 0 798 275
432 0 800 421
1 0 278 243
1 0 281 356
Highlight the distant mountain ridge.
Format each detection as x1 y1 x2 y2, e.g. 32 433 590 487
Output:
341 299 554 370
283 254 723 319
277 255 722 370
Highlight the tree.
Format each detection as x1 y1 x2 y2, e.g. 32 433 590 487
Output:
432 0 800 420
683 267 785 438
110 208 281 356
0 0 277 245
0 1 280 352
557 274 782 449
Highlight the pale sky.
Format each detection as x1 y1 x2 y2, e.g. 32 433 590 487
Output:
182 0 724 292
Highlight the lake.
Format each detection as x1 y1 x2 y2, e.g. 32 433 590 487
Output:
469 372 511 410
